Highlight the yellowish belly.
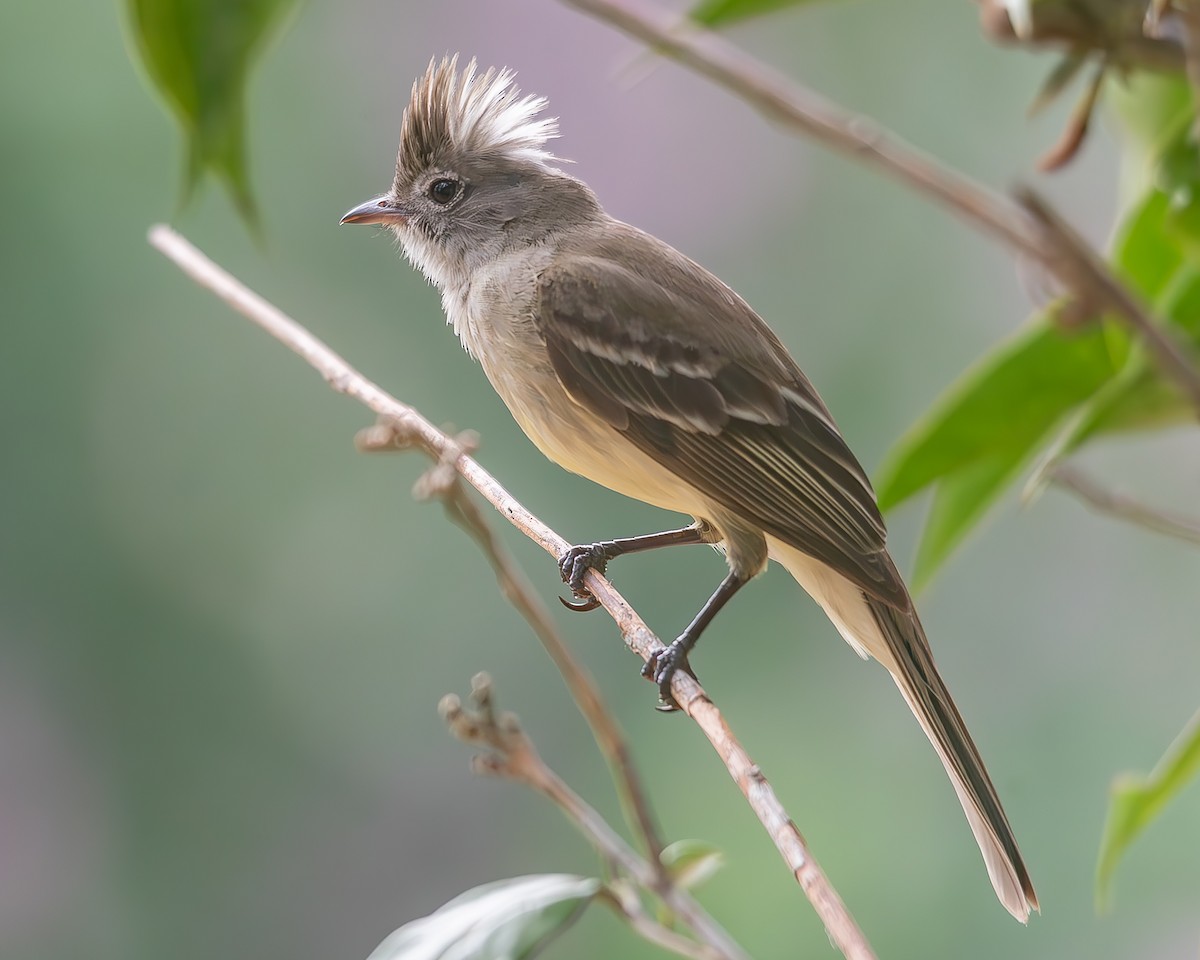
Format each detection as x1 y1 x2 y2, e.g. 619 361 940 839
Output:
487 357 705 517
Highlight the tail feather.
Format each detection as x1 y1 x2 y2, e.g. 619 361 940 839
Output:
772 541 1038 921
865 597 1039 922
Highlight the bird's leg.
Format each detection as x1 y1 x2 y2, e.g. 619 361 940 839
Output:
643 571 750 712
559 523 715 611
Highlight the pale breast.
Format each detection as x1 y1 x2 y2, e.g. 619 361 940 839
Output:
450 251 707 517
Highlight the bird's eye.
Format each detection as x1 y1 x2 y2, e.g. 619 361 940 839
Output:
429 179 460 204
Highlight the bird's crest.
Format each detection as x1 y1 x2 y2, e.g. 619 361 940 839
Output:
396 56 559 184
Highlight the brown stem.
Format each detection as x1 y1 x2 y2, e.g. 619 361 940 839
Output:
1017 188 1200 417
1050 464 1200 545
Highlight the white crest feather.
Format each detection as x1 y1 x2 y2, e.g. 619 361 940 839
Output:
396 55 560 181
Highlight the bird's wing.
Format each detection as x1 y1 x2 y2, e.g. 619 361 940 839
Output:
534 235 909 610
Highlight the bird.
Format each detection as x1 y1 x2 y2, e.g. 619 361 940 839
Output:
340 55 1038 921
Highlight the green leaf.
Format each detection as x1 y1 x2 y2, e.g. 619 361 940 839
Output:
125 0 297 228
911 452 1033 592
879 175 1200 585
1037 188 1200 462
1113 189 1186 295
366 874 600 960
659 839 724 890
875 316 1121 513
1046 271 1200 455
691 0 840 27
1096 709 1200 912
1106 73 1192 175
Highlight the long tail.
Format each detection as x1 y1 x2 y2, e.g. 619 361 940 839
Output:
774 544 1038 921
866 595 1038 921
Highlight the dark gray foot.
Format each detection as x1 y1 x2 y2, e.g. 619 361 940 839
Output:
641 638 698 713
557 542 615 612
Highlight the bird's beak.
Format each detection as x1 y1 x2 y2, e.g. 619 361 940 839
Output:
340 195 407 226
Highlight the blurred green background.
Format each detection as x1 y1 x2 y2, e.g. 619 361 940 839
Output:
3 1 1199 958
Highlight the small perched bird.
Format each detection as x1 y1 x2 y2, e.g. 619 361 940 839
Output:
342 56 1037 921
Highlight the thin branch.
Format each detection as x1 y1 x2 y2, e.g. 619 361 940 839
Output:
1049 463 1200 545
360 421 667 865
442 675 738 960
558 0 1200 419
559 0 1041 259
1017 188 1200 416
149 224 878 960
601 884 722 960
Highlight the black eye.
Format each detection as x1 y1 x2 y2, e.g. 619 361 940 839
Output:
429 178 460 204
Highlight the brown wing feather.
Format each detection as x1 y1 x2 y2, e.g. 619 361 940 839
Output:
535 227 909 610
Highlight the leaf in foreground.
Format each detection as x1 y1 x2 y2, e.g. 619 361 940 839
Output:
1096 709 1200 911
125 0 297 227
366 874 601 960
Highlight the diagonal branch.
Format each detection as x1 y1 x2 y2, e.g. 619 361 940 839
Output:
148 224 878 960
1049 463 1200 545
1017 188 1200 416
559 0 1041 259
558 0 1200 418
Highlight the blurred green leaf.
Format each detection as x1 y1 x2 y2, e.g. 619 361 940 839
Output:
879 167 1200 584
876 317 1121 513
1046 271 1200 458
125 0 297 228
1107 73 1192 178
367 874 600 960
690 0 840 27
1096 709 1200 911
1114 189 1186 293
910 451 1032 592
659 839 724 890
1036 187 1200 464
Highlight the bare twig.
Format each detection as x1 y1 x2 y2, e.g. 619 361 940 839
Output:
1017 189 1200 416
149 224 878 960
366 422 667 865
442 676 738 960
559 0 1041 259
602 886 721 960
1050 463 1200 545
558 0 1200 418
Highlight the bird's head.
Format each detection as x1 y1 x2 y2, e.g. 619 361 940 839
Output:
341 56 599 288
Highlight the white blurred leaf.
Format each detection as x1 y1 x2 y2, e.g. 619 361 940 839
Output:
367 874 601 960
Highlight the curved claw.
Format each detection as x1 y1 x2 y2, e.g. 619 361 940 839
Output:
558 593 602 613
556 542 616 615
641 640 695 713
